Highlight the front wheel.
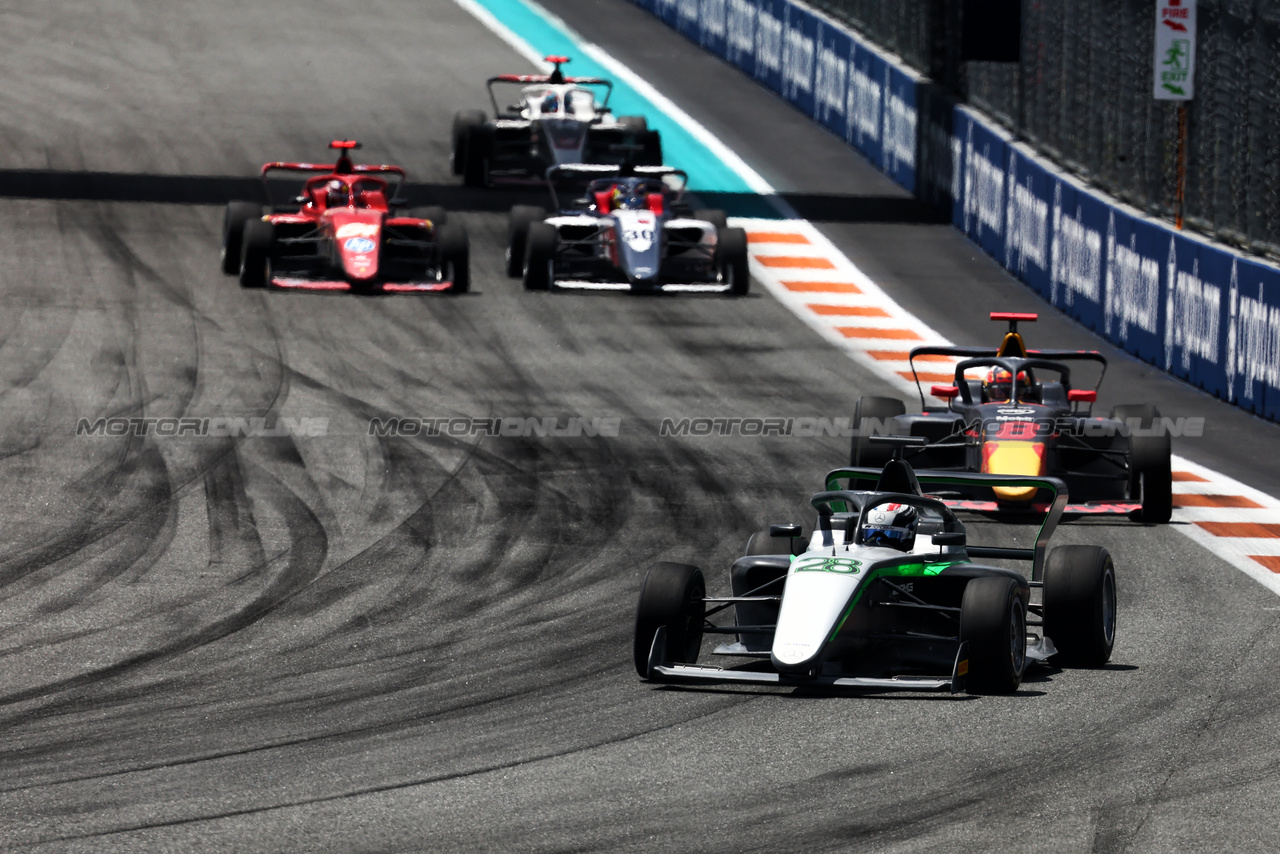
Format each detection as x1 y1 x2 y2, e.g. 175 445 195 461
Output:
633 562 706 678
435 222 470 294
960 576 1028 694
239 218 274 289
222 201 262 276
506 205 546 278
1043 545 1116 667
523 222 558 291
716 226 749 295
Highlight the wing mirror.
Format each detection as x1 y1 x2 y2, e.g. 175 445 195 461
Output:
388 196 409 208
932 532 966 546
770 524 802 538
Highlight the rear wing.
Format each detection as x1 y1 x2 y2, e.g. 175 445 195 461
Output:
486 75 613 117
545 164 686 211
823 467 1069 581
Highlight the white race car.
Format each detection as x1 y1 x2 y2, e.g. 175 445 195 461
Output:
635 439 1117 694
508 164 749 294
451 55 662 187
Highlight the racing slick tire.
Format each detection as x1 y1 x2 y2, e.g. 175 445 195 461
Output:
695 209 728 231
641 131 663 166
716 226 750 295
1114 404 1172 523
411 206 448 229
523 222 558 291
435 222 470 294
634 562 706 678
618 115 648 134
451 110 486 176
221 201 262 276
239 218 274 289
462 124 492 188
506 205 547 278
850 396 907 467
960 575 1028 694
1043 545 1116 667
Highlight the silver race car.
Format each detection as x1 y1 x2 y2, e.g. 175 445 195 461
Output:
635 440 1117 694
451 55 662 187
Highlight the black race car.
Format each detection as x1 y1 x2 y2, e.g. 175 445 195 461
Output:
851 312 1173 522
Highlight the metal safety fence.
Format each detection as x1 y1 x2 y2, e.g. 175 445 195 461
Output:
806 0 1280 259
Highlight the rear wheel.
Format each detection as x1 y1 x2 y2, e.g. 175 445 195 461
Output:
451 110 486 176
634 562 706 678
462 124 492 188
435 222 470 294
239 218 274 289
851 396 906 467
221 201 262 275
523 222 557 291
1043 545 1116 667
960 576 1028 694
716 226 749 295
1114 404 1172 523
506 205 547 278
638 130 663 166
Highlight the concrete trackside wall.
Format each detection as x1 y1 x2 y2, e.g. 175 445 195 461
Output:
629 0 1280 421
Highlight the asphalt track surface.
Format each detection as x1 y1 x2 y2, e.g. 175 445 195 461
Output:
1 1 1279 851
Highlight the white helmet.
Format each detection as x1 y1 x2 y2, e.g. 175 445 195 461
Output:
861 503 918 551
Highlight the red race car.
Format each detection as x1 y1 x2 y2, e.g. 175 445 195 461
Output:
221 141 469 293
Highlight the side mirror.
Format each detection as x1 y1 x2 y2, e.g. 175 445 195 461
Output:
770 524 802 539
931 385 960 400
1068 389 1097 402
388 197 409 208
932 531 966 547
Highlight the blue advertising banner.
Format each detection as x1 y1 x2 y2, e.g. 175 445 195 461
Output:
1227 257 1280 416
1049 180 1108 334
959 111 1008 262
1102 210 1165 366
697 0 728 55
780 4 817 119
881 64 917 193
812 22 851 139
751 0 786 95
724 0 756 74
1004 149 1053 302
844 38 885 169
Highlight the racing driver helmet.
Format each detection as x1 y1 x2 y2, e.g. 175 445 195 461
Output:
860 503 918 552
983 366 1028 402
610 185 645 210
325 179 348 208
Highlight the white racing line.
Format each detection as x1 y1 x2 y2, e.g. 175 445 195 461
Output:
455 0 1280 597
